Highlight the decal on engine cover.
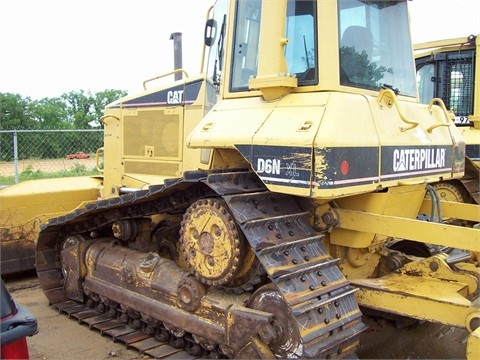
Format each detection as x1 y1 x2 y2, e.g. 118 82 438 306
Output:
380 145 455 180
237 144 461 189
315 147 379 187
235 145 380 189
107 80 203 108
236 144 312 188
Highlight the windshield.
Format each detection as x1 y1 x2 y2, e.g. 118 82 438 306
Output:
338 0 416 96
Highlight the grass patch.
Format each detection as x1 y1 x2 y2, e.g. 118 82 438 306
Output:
0 164 102 185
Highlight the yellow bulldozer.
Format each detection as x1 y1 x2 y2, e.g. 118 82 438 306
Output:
415 34 479 204
1 0 480 358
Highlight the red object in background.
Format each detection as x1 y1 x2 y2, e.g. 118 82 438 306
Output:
66 152 90 159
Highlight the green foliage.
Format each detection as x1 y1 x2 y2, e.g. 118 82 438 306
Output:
0 89 127 130
0 93 36 129
0 88 126 161
30 97 69 129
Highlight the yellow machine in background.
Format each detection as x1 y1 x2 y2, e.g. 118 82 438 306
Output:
415 34 479 204
0 177 102 274
2 0 480 359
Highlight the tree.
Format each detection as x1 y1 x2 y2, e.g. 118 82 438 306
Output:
92 89 127 128
30 97 69 129
0 93 36 130
1 89 127 130
61 90 96 129
60 89 127 128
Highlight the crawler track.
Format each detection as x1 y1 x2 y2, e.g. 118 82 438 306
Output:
36 170 366 358
52 300 206 359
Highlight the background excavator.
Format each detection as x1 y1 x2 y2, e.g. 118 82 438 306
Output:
415 34 479 205
1 0 480 358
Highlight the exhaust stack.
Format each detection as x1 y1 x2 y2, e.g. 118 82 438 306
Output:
170 32 183 81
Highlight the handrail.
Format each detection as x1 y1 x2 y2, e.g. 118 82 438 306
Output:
377 88 419 131
95 147 104 173
427 98 454 133
200 5 215 73
100 114 120 125
143 69 189 90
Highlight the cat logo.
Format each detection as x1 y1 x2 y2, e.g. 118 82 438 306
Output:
167 90 184 104
393 148 446 172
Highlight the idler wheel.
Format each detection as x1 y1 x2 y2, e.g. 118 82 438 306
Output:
180 198 244 286
248 284 303 358
427 181 469 203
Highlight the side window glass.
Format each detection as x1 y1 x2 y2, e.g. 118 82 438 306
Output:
230 0 261 91
285 0 317 84
416 64 435 104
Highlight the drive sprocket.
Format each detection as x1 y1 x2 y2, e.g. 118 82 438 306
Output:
179 198 245 286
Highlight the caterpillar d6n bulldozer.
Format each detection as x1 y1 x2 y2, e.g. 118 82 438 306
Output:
3 0 479 358
415 34 479 205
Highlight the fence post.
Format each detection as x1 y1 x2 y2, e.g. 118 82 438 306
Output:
13 130 19 184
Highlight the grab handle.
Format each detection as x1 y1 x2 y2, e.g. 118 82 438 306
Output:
95 147 104 173
377 88 419 131
427 98 454 133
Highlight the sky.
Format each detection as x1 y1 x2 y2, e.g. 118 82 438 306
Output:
0 0 479 100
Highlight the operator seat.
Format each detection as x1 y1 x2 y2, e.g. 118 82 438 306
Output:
341 25 373 58
340 25 374 86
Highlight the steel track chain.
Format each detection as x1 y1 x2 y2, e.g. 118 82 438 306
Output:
36 170 366 359
221 191 367 358
52 300 208 359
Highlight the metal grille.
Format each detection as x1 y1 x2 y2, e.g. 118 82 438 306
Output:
437 49 475 117
124 111 181 159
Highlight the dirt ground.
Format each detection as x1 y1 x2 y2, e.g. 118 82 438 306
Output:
3 272 470 360
0 158 97 177
4 273 144 360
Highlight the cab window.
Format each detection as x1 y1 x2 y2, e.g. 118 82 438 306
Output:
285 0 317 84
338 0 417 96
230 0 317 92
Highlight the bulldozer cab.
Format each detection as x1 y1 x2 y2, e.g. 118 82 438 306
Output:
193 0 463 200
415 35 478 125
204 0 417 100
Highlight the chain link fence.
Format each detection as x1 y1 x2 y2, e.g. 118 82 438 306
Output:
0 129 103 184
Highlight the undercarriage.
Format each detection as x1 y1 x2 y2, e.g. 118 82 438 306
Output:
36 170 366 358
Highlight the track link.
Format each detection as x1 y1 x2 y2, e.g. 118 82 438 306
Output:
222 190 366 358
36 170 366 358
53 300 200 359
